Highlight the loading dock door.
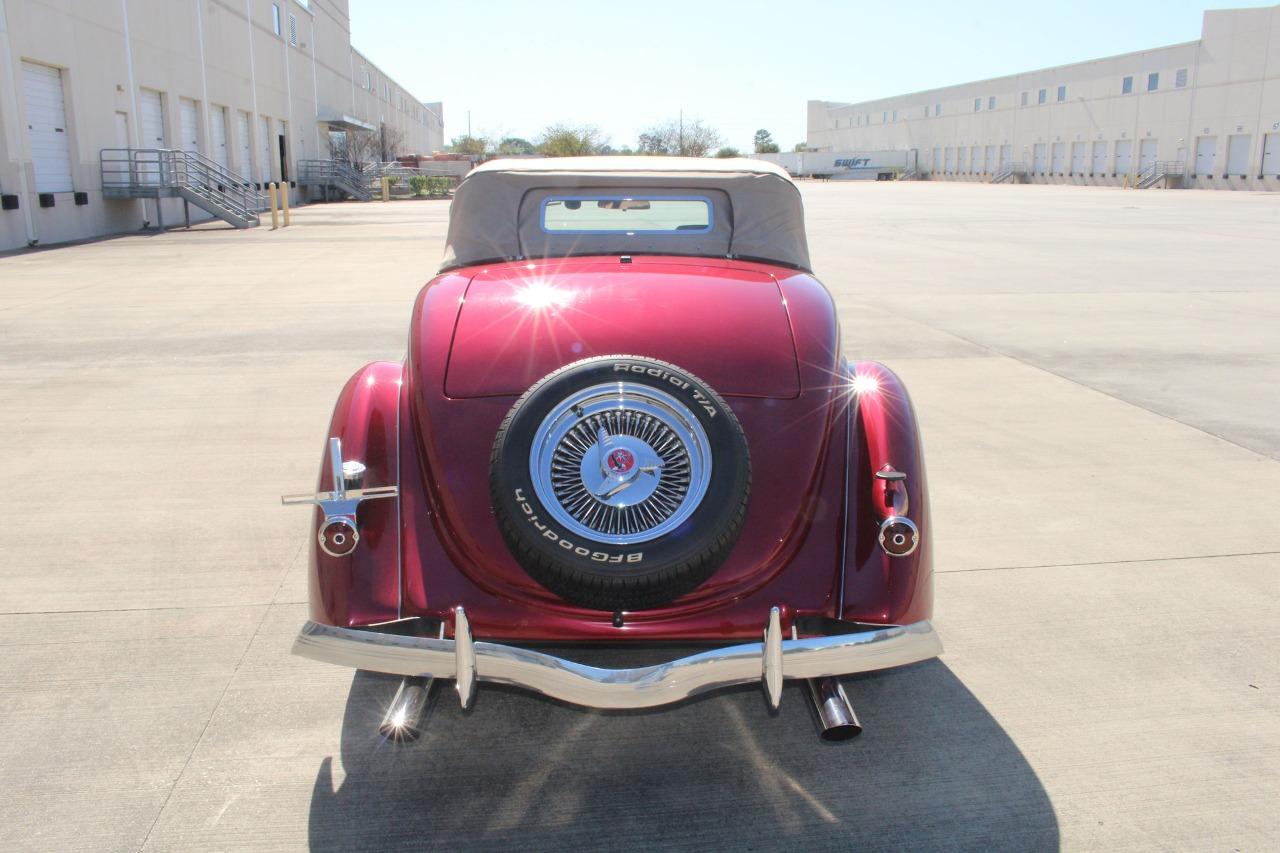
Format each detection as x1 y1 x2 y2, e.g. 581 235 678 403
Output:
984 146 995 173
999 145 1011 171
179 98 199 153
1091 141 1108 174
1225 135 1250 177
138 89 165 185
210 106 228 169
1071 142 1087 175
957 147 967 173
1033 143 1046 173
139 89 164 146
1139 139 1158 173
1051 143 1066 174
257 115 272 182
1263 133 1280 176
236 111 252 176
1194 136 1216 176
970 147 981 173
944 148 954 173
932 147 940 172
21 61 74 192
1115 140 1133 175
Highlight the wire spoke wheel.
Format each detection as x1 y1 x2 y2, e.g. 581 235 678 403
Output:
531 383 712 545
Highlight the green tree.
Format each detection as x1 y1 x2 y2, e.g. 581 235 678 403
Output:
496 137 535 156
635 118 722 157
536 123 609 157
448 135 489 156
715 146 742 158
753 129 780 154
793 141 811 152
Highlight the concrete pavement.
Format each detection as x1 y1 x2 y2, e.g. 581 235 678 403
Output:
0 183 1276 851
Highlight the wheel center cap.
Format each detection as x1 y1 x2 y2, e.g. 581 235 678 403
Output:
606 448 635 476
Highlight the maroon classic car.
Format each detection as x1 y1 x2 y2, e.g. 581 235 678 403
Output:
284 157 940 741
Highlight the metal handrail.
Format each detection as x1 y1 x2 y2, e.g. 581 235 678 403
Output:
100 148 264 217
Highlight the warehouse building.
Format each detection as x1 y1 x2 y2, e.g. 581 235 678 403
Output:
807 5 1280 190
0 0 443 250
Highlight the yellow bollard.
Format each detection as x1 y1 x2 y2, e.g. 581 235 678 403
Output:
281 182 291 227
268 182 279 229
382 175 390 202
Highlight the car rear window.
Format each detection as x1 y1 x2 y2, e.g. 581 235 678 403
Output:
540 196 713 235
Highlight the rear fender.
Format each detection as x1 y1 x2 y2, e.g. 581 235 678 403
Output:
840 361 933 625
307 361 403 626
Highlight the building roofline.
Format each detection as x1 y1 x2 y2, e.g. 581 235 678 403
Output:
812 36 1202 111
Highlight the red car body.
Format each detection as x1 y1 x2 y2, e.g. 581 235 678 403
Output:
308 254 932 641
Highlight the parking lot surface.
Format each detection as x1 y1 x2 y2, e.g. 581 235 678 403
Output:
1 183 1277 851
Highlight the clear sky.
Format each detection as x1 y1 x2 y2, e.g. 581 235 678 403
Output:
349 1 1277 152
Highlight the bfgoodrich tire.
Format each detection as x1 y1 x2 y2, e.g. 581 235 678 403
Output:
490 355 750 611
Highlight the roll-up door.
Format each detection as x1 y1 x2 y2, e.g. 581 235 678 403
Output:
210 106 228 168
1051 143 1066 174
1194 136 1216 176
179 98 199 153
1114 140 1133 175
257 115 273 182
22 61 74 192
1033 143 1046 173
1071 142 1087 174
1224 135 1250 177
1091 141 1108 174
237 111 252 176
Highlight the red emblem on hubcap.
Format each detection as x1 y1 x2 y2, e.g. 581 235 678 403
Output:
606 448 635 474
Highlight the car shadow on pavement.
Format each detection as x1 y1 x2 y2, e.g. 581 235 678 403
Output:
308 658 1057 852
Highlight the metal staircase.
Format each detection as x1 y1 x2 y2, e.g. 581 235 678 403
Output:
896 168 918 181
297 159 373 201
100 148 264 229
1136 161 1186 189
991 162 1029 184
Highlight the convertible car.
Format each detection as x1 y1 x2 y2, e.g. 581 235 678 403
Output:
284 157 940 741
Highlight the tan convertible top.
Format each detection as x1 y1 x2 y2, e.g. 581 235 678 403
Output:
439 156 811 273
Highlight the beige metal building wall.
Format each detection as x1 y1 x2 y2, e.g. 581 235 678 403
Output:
807 6 1280 191
0 0 444 251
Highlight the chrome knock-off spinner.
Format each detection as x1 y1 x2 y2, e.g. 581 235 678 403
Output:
530 382 712 546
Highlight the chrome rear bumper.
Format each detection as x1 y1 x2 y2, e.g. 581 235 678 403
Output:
293 608 942 710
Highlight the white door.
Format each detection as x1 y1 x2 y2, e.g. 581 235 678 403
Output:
944 148 954 173
1225 135 1250 177
1091 141 1108 174
1139 139 1158 172
999 145 1011 171
257 115 272 183
970 147 981 173
1071 142 1087 174
21 61 74 192
1115 140 1133 175
1194 136 1216 176
957 146 967 173
236 111 252 178
1033 143 1046 172
1051 143 1066 174
984 146 994 173
1263 133 1280 177
179 98 199 153
932 147 940 172
138 89 165 185
209 106 228 168
139 89 164 146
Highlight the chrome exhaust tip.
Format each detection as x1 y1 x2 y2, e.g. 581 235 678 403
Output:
807 677 862 741
378 676 433 742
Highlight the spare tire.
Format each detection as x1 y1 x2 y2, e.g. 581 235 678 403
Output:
490 355 750 612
